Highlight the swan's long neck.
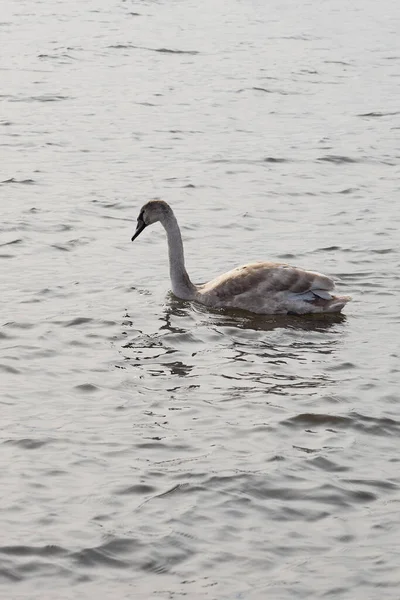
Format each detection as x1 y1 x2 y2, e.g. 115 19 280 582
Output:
161 211 196 299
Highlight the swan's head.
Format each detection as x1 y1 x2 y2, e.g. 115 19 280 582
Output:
131 200 171 242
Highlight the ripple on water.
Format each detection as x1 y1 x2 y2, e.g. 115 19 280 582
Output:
281 412 400 436
3 438 52 450
0 238 23 246
0 364 21 374
71 538 142 569
115 484 157 495
317 155 360 164
1 178 36 185
73 384 99 393
0 544 69 582
9 95 70 103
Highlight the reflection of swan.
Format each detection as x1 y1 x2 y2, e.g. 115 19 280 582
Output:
164 293 347 334
132 201 351 315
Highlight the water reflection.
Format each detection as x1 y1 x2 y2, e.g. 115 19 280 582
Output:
121 294 347 399
163 293 348 333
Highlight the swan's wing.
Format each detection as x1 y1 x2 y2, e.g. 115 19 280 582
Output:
260 263 335 294
201 262 335 300
198 262 349 314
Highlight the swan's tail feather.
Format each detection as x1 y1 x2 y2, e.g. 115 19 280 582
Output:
322 294 352 313
287 290 351 314
308 292 351 313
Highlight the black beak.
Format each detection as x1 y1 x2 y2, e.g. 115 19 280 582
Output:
131 220 147 242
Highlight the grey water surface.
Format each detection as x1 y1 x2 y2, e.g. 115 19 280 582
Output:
1 0 400 598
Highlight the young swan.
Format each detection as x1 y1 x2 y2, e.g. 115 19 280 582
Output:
131 200 351 315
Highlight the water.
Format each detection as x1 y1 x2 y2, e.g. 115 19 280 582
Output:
2 0 400 597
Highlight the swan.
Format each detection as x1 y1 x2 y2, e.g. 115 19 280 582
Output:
131 200 351 315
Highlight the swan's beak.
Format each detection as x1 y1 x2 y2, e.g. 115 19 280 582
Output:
131 220 147 242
